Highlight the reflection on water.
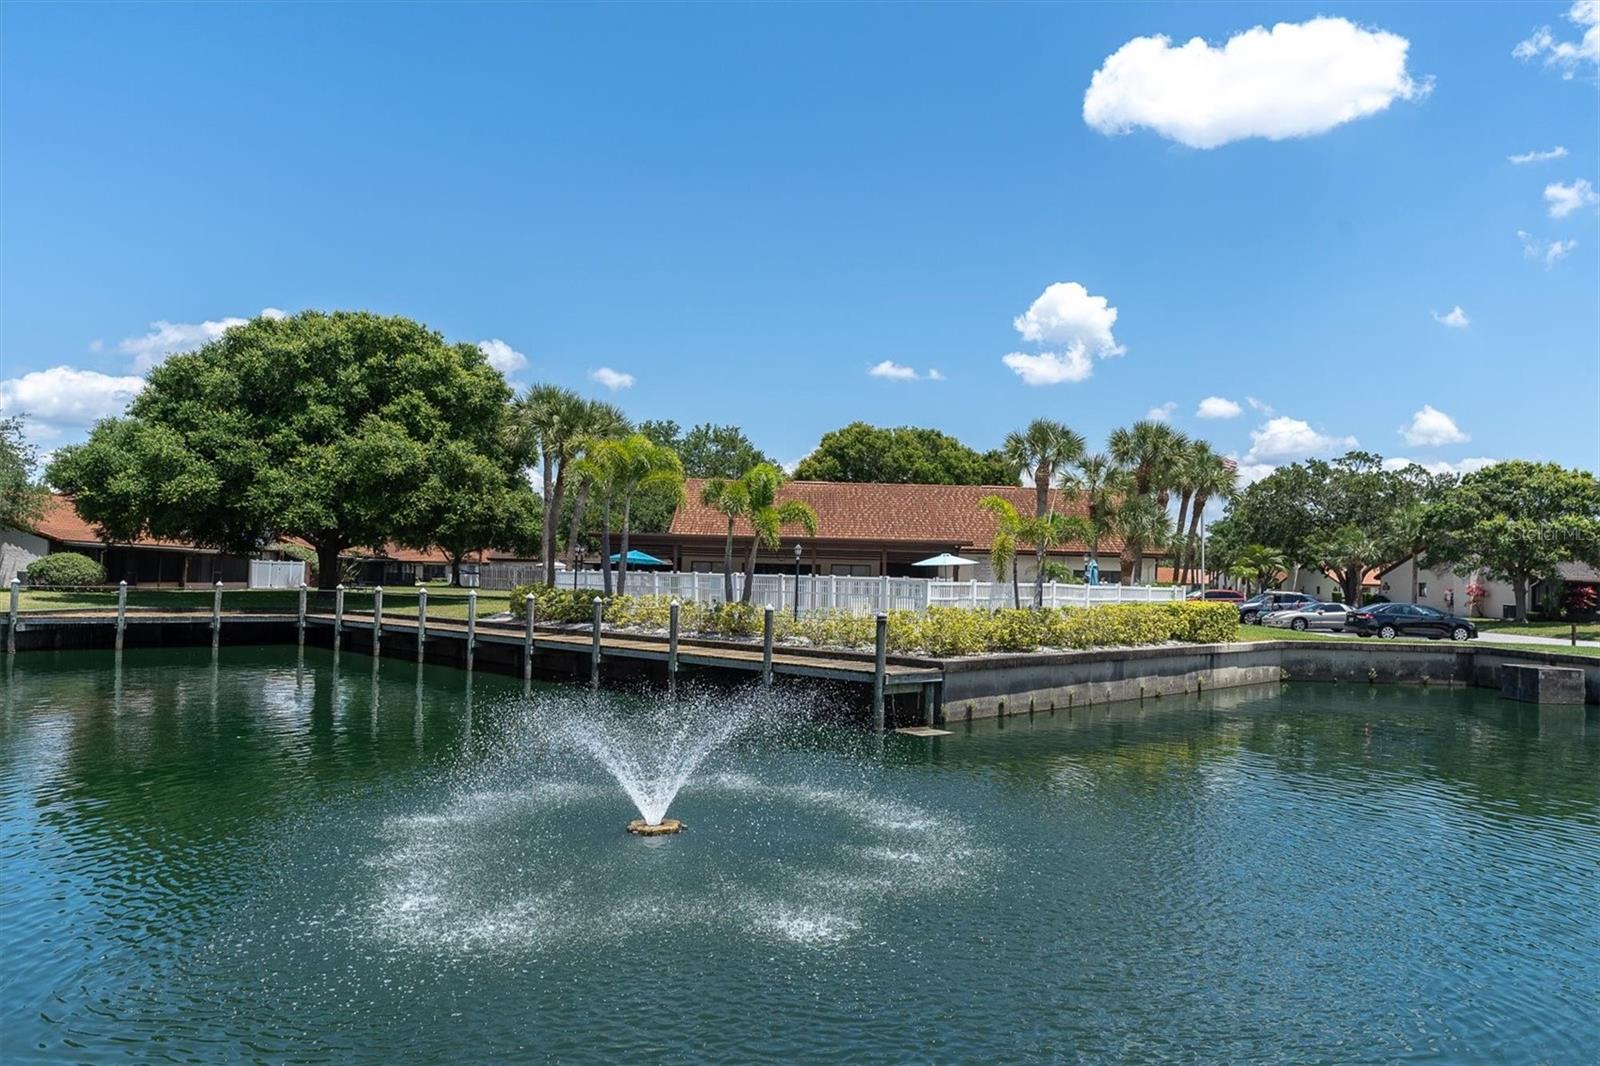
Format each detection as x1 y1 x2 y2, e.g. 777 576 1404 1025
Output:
2 648 1596 1063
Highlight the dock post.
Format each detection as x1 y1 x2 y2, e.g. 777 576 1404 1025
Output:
872 612 888 732
416 586 427 661
7 578 18 655
334 584 345 650
115 580 127 651
212 580 223 648
590 597 603 689
466 589 478 670
762 604 775 687
922 680 937 726
297 582 307 645
373 585 384 656
523 593 535 681
668 599 680 696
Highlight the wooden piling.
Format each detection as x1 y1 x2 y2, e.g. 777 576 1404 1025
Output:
334 584 345 650
872 612 888 732
466 589 478 670
372 585 384 655
297 582 307 645
590 597 603 689
211 581 223 647
668 599 680 696
7 578 19 654
115 580 127 651
762 605 775 687
523 593 535 681
416 586 427 661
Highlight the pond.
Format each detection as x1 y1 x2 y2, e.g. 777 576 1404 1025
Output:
3 647 1597 1062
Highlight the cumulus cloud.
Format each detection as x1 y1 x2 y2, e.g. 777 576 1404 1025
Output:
1246 395 1275 415
1545 178 1598 218
1513 2 1600 79
1384 456 1498 477
1245 416 1358 462
1519 230 1579 267
1002 282 1122 386
0 366 145 432
1400 404 1469 446
1232 460 1278 487
869 360 944 382
1509 145 1569 164
589 367 634 390
1083 16 1430 149
1196 396 1242 419
478 339 528 375
1432 306 1470 328
1146 401 1177 422
119 308 284 370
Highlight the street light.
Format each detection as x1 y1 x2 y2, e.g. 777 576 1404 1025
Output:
793 542 804 620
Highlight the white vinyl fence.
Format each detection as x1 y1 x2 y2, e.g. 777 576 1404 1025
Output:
249 559 307 589
553 569 1183 615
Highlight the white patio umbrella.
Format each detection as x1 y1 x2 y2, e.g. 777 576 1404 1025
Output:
912 552 980 581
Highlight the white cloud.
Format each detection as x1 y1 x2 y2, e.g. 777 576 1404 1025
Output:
1002 347 1094 386
1245 395 1275 415
118 308 283 370
926 368 945 381
1083 16 1430 149
868 360 942 382
1232 460 1278 487
1519 230 1579 267
1384 456 1498 477
1400 404 1469 446
1003 282 1122 386
1545 178 1598 218
1431 306 1470 328
1513 2 1600 79
1146 401 1177 422
1196 396 1243 419
0 366 145 431
589 366 634 390
1509 145 1569 164
1245 416 1358 462
477 339 528 375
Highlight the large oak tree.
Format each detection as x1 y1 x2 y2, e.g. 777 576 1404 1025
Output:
48 311 512 588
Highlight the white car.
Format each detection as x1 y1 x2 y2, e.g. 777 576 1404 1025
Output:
1263 602 1352 632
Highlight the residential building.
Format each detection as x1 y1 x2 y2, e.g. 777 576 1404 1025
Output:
1379 555 1599 619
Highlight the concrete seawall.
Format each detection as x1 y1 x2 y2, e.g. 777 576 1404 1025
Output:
935 640 1600 720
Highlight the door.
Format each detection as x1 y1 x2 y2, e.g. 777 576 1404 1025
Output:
1410 605 1447 637
1311 604 1345 631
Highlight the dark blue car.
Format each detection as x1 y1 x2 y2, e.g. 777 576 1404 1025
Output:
1347 602 1477 641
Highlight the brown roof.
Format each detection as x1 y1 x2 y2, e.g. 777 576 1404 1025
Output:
30 495 214 552
670 480 1135 555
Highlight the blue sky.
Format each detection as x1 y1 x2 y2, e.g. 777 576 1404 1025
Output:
2 1 1596 482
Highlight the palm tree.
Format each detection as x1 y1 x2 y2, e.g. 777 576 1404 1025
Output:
610 435 684 596
1003 419 1086 596
1182 452 1237 585
698 476 751 602
563 400 631 569
514 384 590 585
734 464 819 604
1062 452 1127 577
1112 495 1171 585
1170 440 1213 585
1108 420 1185 499
570 439 624 598
1234 543 1288 595
979 495 1024 609
1391 503 1429 605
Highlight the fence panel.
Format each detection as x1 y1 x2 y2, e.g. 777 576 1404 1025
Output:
249 559 307 589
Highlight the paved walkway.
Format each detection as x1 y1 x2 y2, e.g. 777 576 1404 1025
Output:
1258 624 1599 650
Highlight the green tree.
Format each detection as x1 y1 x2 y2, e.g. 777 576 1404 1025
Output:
1061 452 1127 574
47 311 508 589
733 464 819 604
561 401 631 566
1179 449 1237 585
1231 544 1288 595
1 416 48 531
698 475 752 602
978 494 1024 609
413 439 542 586
979 493 1089 608
609 435 685 596
677 423 775 479
1112 495 1171 586
513 385 594 585
1003 418 1087 594
1426 461 1600 621
1108 419 1186 499
793 422 1020 485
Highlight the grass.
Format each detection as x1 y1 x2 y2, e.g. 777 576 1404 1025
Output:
15 587 511 623
1474 619 1600 641
1230 622 1600 658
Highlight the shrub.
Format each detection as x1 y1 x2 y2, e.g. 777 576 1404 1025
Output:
26 552 107 587
509 584 601 623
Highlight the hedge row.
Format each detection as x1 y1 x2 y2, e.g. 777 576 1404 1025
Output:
508 585 1238 656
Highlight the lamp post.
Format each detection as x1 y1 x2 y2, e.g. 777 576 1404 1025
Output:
793 542 803 620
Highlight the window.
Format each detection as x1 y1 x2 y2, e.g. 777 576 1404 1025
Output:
1417 582 1428 598
830 563 872 577
689 561 723 574
1415 606 1442 619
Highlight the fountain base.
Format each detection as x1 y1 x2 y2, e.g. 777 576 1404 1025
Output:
627 818 685 836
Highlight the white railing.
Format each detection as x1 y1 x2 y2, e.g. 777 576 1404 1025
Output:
248 559 307 589
551 569 1184 614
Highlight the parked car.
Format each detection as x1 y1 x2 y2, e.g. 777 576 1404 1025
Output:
1187 588 1246 602
1238 591 1316 624
1263 601 1352 632
1347 602 1477 641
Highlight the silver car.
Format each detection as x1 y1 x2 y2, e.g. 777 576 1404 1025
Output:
1263 601 1351 632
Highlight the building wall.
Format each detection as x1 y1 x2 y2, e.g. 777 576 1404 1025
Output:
1 527 49 583
1382 558 1595 620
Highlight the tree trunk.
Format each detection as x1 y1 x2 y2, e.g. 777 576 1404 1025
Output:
616 490 633 597
566 482 590 568
450 553 464 587
1120 543 1138 585
600 494 614 598
1173 491 1192 585
314 539 343 591
1012 558 1020 610
1034 543 1046 608
1184 495 1207 586
722 518 736 603
739 539 759 604
1410 556 1420 605
1034 468 1048 518
1512 574 1528 622
1342 569 1361 606
541 452 556 585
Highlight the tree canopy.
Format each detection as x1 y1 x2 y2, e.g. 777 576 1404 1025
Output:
48 310 513 588
2 416 48 532
640 420 773 480
793 422 1020 485
1425 460 1600 620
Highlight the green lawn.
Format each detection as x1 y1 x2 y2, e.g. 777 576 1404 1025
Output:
1474 619 1600 641
1230 623 1600 658
15 587 513 622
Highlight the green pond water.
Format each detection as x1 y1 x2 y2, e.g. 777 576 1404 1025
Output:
2 647 1597 1063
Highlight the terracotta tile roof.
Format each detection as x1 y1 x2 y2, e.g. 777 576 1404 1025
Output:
670 480 1134 555
30 495 217 552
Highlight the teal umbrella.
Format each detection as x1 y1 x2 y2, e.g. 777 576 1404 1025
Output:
912 553 979 568
608 549 668 566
